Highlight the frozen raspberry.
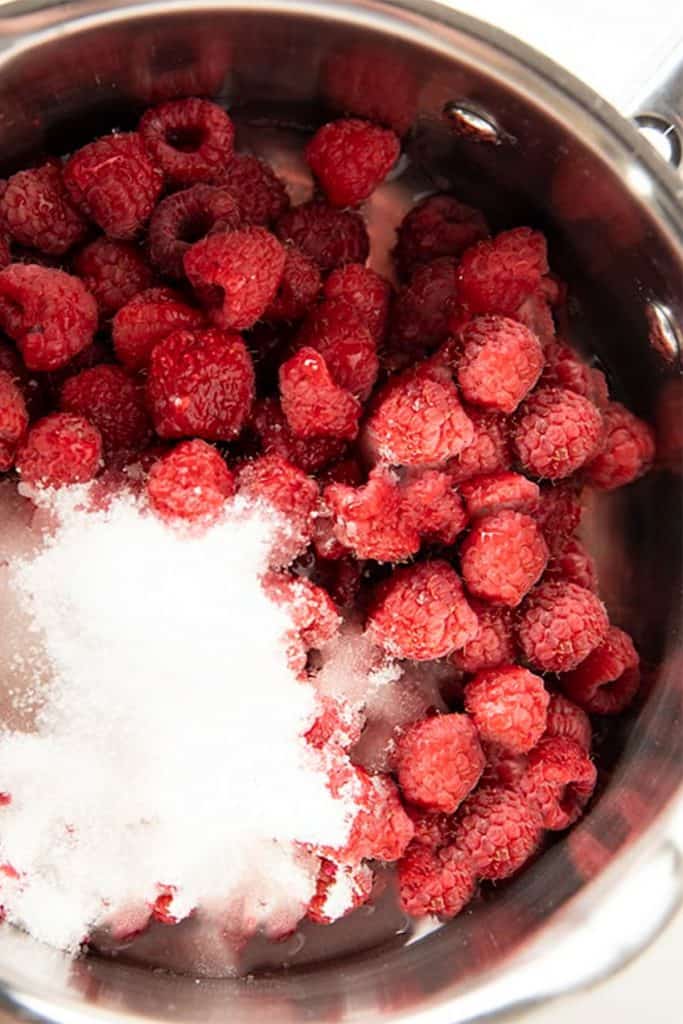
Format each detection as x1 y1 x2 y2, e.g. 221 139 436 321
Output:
534 481 583 554
149 885 191 927
520 736 596 830
390 258 458 353
279 348 360 440
518 581 609 673
481 744 529 789
0 264 97 371
545 536 597 591
211 155 289 228
296 298 378 400
367 560 478 661
16 412 102 486
450 603 516 673
63 131 163 239
264 573 340 666
456 227 548 316
139 98 234 186
561 626 640 715
307 860 374 925
404 806 456 850
251 397 346 473
397 843 476 918
0 370 28 471
396 714 484 813
305 695 364 751
147 327 255 441
1 162 87 255
513 387 603 480
147 440 235 522
457 316 544 414
394 194 489 277
544 693 592 751
60 364 150 456
73 238 154 318
184 227 285 331
452 784 543 880
112 288 204 371
401 469 468 546
513 286 556 347
446 409 511 484
305 118 399 208
542 340 608 407
264 246 321 322
324 467 420 562
364 362 473 468
461 510 548 607
148 184 240 278
464 667 549 754
459 471 539 520
237 454 319 565
334 768 414 865
324 264 391 342
584 401 655 490
275 201 369 272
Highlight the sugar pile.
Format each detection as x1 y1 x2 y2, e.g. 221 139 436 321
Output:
0 486 359 953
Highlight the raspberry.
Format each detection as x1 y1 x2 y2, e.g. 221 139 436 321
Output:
396 714 484 813
16 412 102 487
366 560 478 661
561 626 640 715
397 843 476 918
279 348 360 440
542 340 608 406
390 258 458 353
147 327 255 441
481 744 528 789
363 362 473 467
0 162 87 255
534 481 583 554
218 154 290 226
584 401 655 490
446 409 511 484
0 264 97 371
112 288 204 371
513 387 603 480
394 194 489 277
63 132 163 239
323 264 391 342
237 454 319 565
148 184 240 279
73 238 154 318
400 469 468 546
459 471 540 520
545 536 597 591
307 860 373 925
464 667 549 754
305 118 399 207
451 784 543 880
324 467 420 562
514 287 556 347
520 736 596 830
518 581 609 672
450 603 516 673
139 98 234 186
264 572 340 668
404 806 456 850
147 440 235 522
456 227 548 316
275 201 369 272
251 397 346 473
305 696 363 751
60 365 150 456
460 510 548 607
296 299 378 400
0 370 28 471
544 693 592 751
264 246 321 322
184 227 285 331
456 316 544 414
338 768 414 864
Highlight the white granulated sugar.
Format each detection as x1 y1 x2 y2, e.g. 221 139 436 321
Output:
0 486 358 953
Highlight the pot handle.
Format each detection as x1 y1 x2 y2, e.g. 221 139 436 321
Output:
629 40 683 173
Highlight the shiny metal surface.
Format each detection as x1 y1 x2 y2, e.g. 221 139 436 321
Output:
631 40 683 173
0 1 680 1021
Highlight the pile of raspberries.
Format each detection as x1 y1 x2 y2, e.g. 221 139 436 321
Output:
0 97 655 928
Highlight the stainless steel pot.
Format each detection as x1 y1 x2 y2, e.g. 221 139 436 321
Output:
0 2 681 1021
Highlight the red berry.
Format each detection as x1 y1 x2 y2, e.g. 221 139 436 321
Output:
60 364 151 456
217 154 290 226
184 227 285 331
446 409 511 484
542 340 608 406
366 559 478 661
514 286 556 347
534 481 584 554
461 510 548 607
337 768 415 865
450 603 516 673
396 714 484 813
73 238 154 318
459 471 540 519
520 736 596 830
63 131 163 239
324 467 420 562
1 162 87 255
390 258 458 353
401 469 468 546
147 439 235 522
279 348 360 441
147 327 255 441
305 118 399 207
237 454 319 566
397 843 476 918
265 572 340 659
545 535 597 591
456 315 544 414
0 264 97 371
481 744 529 789
139 98 234 186
544 693 592 751
275 201 369 272
264 246 321 322
456 227 548 316
513 387 603 480
584 401 655 490
16 412 102 486
561 626 640 715
305 696 363 751
0 369 29 470
307 860 373 925
251 397 346 473
518 581 609 673
324 264 391 342
404 806 456 850
296 298 378 400
112 288 204 371
394 194 488 277
451 784 543 880
148 184 240 279
464 666 549 754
